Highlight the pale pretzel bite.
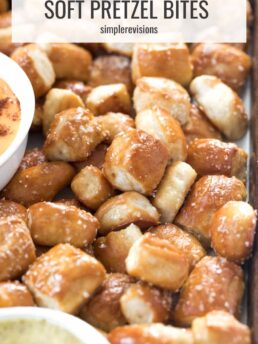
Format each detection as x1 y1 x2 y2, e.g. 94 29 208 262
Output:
183 104 222 144
0 199 27 223
42 88 84 134
210 201 256 263
192 310 251 344
43 107 105 162
175 175 247 245
136 107 187 161
71 166 114 210
133 77 191 125
120 283 173 325
174 256 244 327
74 143 108 171
79 273 134 332
0 281 34 307
94 224 143 273
148 224 206 269
101 43 134 57
19 148 47 171
126 233 190 291
191 43 252 91
39 43 92 82
89 55 133 94
27 202 99 247
31 100 44 131
0 216 36 281
132 43 193 86
108 324 194 344
86 84 131 116
23 243 106 314
95 112 135 144
153 162 197 224
2 162 75 207
103 129 169 195
190 76 248 140
187 139 248 182
11 44 55 98
54 80 92 104
95 192 160 236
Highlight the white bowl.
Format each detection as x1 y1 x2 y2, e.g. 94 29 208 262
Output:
0 307 109 344
0 53 35 191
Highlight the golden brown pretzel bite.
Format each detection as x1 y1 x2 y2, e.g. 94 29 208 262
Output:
126 233 190 291
0 216 36 281
0 281 34 307
191 43 251 91
54 80 92 104
210 201 256 263
190 76 248 140
43 107 105 162
42 88 84 134
27 202 99 247
23 243 106 314
86 84 131 116
120 283 173 325
192 310 251 344
103 129 169 195
133 77 191 125
174 256 244 326
187 139 248 182
73 143 108 171
79 273 134 332
94 224 142 273
0 199 27 223
132 43 193 86
148 224 206 269
175 175 247 245
40 43 92 82
101 43 134 57
0 0 8 13
153 162 197 223
136 107 187 161
71 166 114 210
95 192 160 236
11 44 55 98
2 162 75 207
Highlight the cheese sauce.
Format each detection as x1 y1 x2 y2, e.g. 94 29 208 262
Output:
0 79 20 155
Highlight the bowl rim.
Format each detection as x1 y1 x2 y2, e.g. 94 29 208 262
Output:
0 52 35 167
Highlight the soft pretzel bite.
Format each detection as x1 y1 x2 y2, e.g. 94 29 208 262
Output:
0 0 8 13
43 107 105 162
174 256 244 326
89 55 133 94
86 84 131 116
2 162 75 207
133 77 191 125
126 233 190 291
153 162 197 223
79 273 134 332
104 129 169 195
190 76 248 140
74 143 108 171
136 107 187 161
101 43 134 57
148 224 206 269
120 283 173 325
54 80 92 104
23 243 106 314
0 200 27 223
95 192 160 236
192 310 251 344
0 281 34 307
11 44 55 98
71 166 114 210
191 43 251 91
175 175 247 245
96 112 135 143
210 201 256 263
108 324 194 344
94 224 143 273
27 202 99 247
132 43 193 86
31 100 43 131
19 148 47 171
40 43 92 81
183 104 222 144
42 88 84 134
0 216 36 281
187 139 247 182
